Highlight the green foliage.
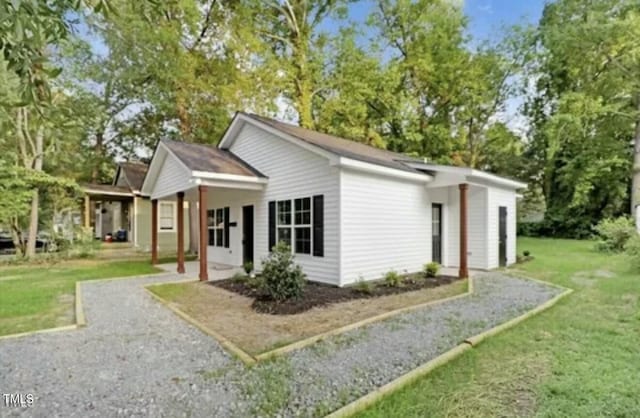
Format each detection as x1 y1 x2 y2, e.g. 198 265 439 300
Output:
423 262 440 278
231 272 247 283
384 270 402 287
243 261 254 275
353 277 373 294
624 234 640 271
593 217 636 253
523 0 640 237
358 238 640 418
260 242 306 301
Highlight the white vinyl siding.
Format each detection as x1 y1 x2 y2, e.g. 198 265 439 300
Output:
487 186 517 268
446 185 489 269
158 201 176 232
205 189 259 267
340 169 430 285
228 124 340 285
150 152 192 200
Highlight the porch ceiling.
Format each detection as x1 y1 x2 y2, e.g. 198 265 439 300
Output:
83 183 134 201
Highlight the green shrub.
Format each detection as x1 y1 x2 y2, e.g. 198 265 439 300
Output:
523 250 531 257
247 275 264 290
243 261 254 275
593 216 636 252
231 272 247 283
384 270 402 287
423 262 440 278
354 277 373 294
260 242 306 301
624 234 640 271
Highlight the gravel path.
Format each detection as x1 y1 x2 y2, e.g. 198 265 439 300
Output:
0 272 563 418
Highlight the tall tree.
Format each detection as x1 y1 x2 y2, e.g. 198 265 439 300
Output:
524 0 639 236
250 0 353 128
87 0 275 252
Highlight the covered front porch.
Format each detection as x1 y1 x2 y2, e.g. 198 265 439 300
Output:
82 184 134 242
149 184 265 281
141 139 268 281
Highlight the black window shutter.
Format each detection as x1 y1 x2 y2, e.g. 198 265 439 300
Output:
313 195 324 257
268 201 276 252
224 207 230 248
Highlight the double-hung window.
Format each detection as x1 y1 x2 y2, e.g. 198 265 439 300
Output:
159 202 175 232
269 195 323 257
294 198 311 254
207 208 225 247
276 200 292 247
275 197 311 255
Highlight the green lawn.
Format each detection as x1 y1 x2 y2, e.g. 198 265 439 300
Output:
357 238 640 418
0 259 161 336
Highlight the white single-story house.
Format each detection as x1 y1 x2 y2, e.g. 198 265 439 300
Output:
141 112 526 285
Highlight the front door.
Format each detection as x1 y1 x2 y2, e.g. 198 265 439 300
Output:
499 206 507 267
432 203 442 264
242 205 254 265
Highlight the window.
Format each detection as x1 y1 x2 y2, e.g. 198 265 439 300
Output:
275 197 312 254
276 200 292 246
270 196 323 257
159 202 175 232
294 198 311 254
207 208 226 247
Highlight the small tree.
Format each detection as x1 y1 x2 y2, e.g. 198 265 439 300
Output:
593 216 636 252
261 242 306 301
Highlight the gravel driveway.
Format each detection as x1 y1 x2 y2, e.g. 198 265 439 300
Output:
0 272 563 417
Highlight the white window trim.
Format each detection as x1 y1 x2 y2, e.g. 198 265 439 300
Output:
276 197 313 256
158 201 177 233
294 197 312 255
276 200 292 248
207 207 226 247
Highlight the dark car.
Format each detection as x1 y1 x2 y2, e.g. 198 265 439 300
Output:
0 233 49 254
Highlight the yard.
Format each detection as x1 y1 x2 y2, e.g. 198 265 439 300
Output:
147 277 468 355
357 237 640 417
0 259 161 336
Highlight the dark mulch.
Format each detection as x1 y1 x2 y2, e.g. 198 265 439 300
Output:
210 273 462 315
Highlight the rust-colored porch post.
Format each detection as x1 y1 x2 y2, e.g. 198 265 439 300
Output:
198 186 209 281
176 192 185 274
459 183 469 279
151 199 158 265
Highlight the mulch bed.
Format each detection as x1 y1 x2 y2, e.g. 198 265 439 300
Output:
210 273 462 315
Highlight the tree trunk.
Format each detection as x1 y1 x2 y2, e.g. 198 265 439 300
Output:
25 126 44 257
632 97 640 221
92 130 104 182
293 38 314 129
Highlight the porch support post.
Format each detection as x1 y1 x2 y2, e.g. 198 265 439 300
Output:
176 192 185 274
151 199 158 265
198 186 209 281
459 183 469 279
83 195 91 228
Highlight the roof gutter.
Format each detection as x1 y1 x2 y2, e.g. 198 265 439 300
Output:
332 157 434 183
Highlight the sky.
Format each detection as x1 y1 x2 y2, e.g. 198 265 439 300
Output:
463 0 546 41
317 0 546 44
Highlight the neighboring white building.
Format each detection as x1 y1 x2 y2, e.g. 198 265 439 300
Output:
142 112 526 286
